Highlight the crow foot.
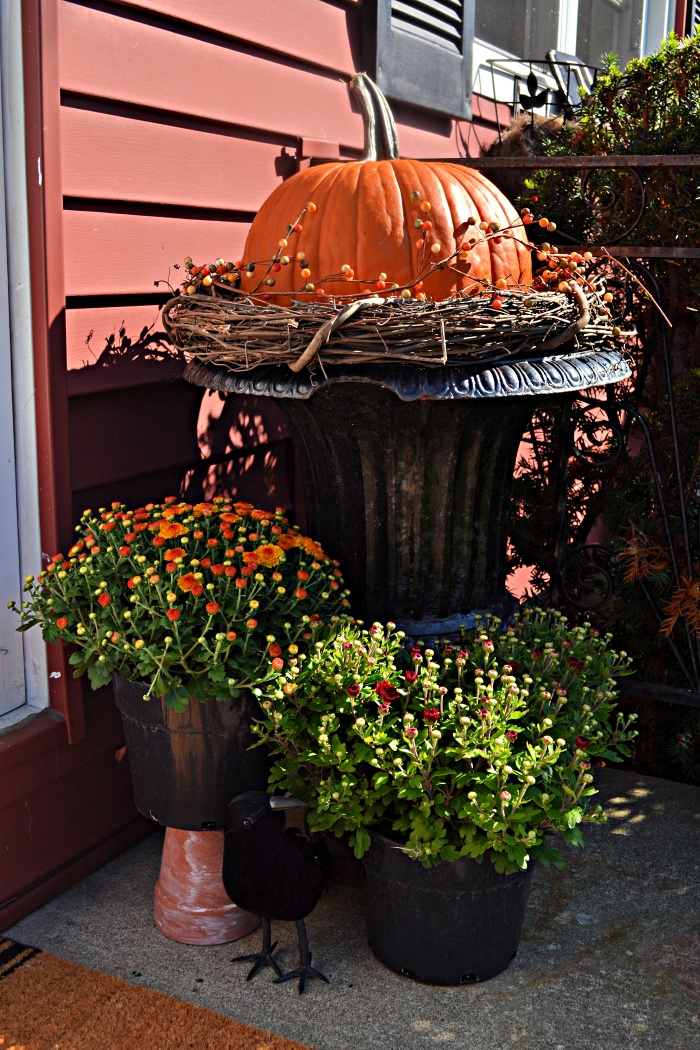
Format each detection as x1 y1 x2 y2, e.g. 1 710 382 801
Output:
273 919 329 993
233 944 285 981
231 916 284 981
274 962 329 995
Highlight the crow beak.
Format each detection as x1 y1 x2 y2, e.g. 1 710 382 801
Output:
269 796 307 811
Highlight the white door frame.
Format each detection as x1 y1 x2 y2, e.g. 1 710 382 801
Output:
0 0 49 728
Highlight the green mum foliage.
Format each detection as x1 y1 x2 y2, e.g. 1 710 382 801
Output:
252 610 636 874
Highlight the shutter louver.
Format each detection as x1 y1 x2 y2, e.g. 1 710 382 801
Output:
375 0 474 120
391 0 465 54
691 1 700 34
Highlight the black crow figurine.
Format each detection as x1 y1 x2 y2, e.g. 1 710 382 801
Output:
222 791 330 993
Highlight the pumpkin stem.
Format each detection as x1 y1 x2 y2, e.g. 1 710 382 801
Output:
349 73 400 162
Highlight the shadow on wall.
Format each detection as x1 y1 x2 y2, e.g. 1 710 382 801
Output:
79 318 181 373
68 323 296 521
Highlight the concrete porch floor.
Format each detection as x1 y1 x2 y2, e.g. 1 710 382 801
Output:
5 768 700 1050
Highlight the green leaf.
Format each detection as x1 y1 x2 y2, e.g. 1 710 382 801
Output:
352 825 371 858
16 619 40 632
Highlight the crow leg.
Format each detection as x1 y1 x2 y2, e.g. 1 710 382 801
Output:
273 919 329 994
231 916 285 980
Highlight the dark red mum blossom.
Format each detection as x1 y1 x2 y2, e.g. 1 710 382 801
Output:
405 670 418 683
442 645 454 655
98 593 111 607
676 732 686 741
531 651 541 660
423 707 440 723
378 701 391 714
375 680 400 703
478 708 489 719
458 649 468 660
509 661 522 672
506 730 518 742
567 656 585 673
347 684 360 697
575 736 590 750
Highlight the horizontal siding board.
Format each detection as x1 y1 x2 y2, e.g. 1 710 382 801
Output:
65 302 167 371
107 0 361 75
59 2 462 155
68 380 203 490
63 209 247 296
60 105 293 210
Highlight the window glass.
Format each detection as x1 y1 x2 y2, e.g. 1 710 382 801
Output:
474 0 561 57
576 0 645 68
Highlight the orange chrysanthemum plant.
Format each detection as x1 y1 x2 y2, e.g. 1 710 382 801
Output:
12 498 349 711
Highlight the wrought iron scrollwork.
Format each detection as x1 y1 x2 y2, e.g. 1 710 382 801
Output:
558 543 615 610
570 399 625 467
554 165 648 246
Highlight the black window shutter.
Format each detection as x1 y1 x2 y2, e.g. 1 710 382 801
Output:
374 0 474 120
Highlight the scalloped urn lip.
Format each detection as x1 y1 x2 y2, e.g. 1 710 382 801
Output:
183 347 630 401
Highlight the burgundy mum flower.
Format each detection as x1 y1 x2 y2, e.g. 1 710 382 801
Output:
378 701 391 714
575 736 590 750
442 645 454 655
478 708 489 720
509 661 522 672
531 650 541 660
506 730 518 742
405 670 418 683
567 656 585 673
375 680 400 702
406 726 418 738
423 708 440 723
347 684 360 697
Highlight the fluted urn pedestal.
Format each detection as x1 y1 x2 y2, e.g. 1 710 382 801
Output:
186 348 629 635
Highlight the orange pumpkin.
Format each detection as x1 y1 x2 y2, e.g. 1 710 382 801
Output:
242 74 532 304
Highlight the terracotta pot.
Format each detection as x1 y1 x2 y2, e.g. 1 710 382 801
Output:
154 828 259 945
113 674 269 830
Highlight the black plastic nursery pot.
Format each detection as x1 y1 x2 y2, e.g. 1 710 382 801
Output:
362 832 536 985
113 674 269 831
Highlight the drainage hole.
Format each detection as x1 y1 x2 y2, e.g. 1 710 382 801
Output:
201 821 217 830
461 973 478 984
149 810 159 822
400 967 415 979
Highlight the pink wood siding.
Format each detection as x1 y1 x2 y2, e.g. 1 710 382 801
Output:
60 0 501 513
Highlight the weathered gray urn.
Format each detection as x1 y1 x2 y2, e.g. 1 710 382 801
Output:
185 351 629 632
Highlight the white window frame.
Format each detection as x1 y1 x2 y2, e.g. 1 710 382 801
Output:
472 0 677 108
0 0 49 730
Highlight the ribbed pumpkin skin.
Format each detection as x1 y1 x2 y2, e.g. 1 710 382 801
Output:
242 160 532 303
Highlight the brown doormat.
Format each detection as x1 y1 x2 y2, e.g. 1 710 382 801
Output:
0 937 314 1050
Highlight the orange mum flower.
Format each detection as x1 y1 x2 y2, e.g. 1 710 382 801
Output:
177 573 198 592
255 544 283 568
159 521 188 539
193 502 215 515
235 502 254 514
242 552 260 567
165 548 185 561
220 513 241 524
276 533 302 551
251 509 274 521
300 536 326 558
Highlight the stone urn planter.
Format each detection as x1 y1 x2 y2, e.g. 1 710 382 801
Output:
185 349 630 634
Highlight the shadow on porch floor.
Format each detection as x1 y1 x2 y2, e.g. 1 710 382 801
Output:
5 768 700 1050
